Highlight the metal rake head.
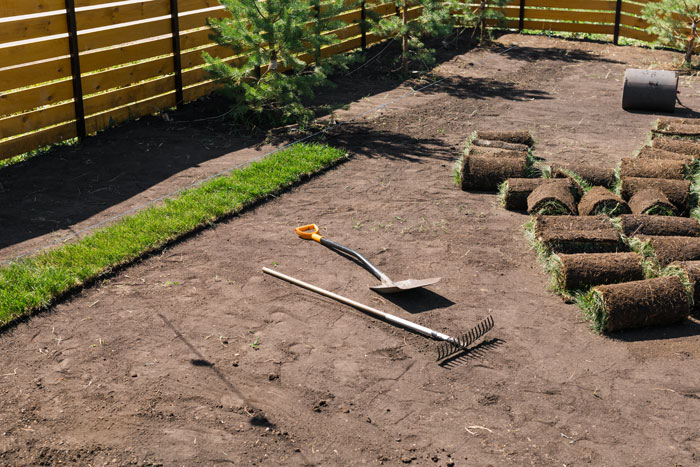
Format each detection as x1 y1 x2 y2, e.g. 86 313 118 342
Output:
437 315 494 361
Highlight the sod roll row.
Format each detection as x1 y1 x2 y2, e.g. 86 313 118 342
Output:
619 157 686 180
471 138 529 152
550 164 616 189
668 261 700 312
652 135 700 157
620 177 690 214
476 130 534 147
584 276 690 332
527 179 578 215
618 214 700 237
634 235 700 267
534 215 622 254
638 146 695 164
628 188 676 216
554 252 644 291
500 178 542 211
578 187 629 216
460 151 530 192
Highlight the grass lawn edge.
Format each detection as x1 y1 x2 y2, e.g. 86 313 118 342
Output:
0 143 348 327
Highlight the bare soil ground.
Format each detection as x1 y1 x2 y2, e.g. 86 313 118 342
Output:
2 34 700 466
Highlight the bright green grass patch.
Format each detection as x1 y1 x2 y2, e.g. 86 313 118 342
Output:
453 155 464 187
575 288 607 333
0 143 347 325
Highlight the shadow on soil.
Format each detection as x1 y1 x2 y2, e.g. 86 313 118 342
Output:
329 124 454 162
381 289 455 313
495 43 623 64
419 75 552 101
439 338 504 369
612 318 700 342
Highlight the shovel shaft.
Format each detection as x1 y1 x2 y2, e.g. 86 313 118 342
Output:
262 267 451 341
318 237 390 283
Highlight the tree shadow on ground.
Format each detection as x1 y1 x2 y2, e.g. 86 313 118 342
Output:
418 75 552 101
492 42 623 65
328 124 454 162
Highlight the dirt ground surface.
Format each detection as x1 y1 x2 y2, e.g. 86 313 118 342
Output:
2 34 700 466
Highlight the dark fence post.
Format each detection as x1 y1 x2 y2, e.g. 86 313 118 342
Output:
64 0 86 139
361 1 367 51
169 0 184 108
614 0 622 45
518 0 525 32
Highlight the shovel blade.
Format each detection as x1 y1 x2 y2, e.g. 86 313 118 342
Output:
370 277 441 294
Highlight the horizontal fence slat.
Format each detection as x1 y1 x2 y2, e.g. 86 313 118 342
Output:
75 0 222 31
85 91 175 135
618 24 656 42
83 74 175 115
512 7 617 24
0 0 65 17
81 56 175 95
77 8 224 53
619 12 650 30
0 122 77 161
0 37 70 70
0 58 72 93
518 19 614 35
0 101 74 140
519 0 618 11
0 81 74 118
0 11 68 46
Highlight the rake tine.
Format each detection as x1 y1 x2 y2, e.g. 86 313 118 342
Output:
436 315 494 361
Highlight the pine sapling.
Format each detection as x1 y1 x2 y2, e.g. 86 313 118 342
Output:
642 0 700 67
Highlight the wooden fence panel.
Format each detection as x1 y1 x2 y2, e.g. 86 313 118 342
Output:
0 0 65 17
0 0 685 161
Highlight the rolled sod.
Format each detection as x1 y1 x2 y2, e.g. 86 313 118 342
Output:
654 123 700 137
578 186 630 216
628 188 677 216
535 215 622 254
460 153 529 191
551 163 616 189
476 130 534 147
619 214 699 237
527 179 578 215
652 135 700 157
668 261 700 310
657 117 700 128
590 276 689 332
471 138 529 152
501 178 544 211
620 177 690 213
635 235 700 266
638 146 695 164
556 252 644 290
468 146 526 158
619 157 686 180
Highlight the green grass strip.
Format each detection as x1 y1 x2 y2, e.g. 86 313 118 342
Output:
0 143 347 325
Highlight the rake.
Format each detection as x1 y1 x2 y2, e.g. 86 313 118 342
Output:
262 267 493 361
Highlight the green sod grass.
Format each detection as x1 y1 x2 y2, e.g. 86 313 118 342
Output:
0 143 347 325
575 288 607 333
661 264 695 307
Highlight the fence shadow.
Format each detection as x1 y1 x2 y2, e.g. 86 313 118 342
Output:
0 101 271 254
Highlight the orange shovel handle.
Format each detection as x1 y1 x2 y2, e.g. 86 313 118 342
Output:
294 224 324 243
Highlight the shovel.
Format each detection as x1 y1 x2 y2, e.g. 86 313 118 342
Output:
294 224 440 294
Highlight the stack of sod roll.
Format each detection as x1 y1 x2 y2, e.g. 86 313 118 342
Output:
455 120 700 333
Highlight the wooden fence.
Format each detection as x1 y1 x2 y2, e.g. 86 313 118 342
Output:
0 0 665 161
